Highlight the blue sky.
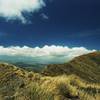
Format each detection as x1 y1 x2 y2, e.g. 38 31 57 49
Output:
0 0 100 49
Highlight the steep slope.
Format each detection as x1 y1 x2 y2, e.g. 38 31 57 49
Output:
42 51 100 83
0 63 100 100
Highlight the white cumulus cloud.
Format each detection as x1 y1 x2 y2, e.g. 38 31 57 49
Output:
0 0 45 23
0 45 96 64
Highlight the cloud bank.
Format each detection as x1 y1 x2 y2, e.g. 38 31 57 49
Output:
0 0 45 23
0 45 96 64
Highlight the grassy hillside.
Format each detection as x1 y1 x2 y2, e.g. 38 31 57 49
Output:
42 52 100 83
0 62 100 100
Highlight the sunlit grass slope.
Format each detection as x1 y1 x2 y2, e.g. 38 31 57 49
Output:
0 63 100 100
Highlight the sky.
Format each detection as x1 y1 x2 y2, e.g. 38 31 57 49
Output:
0 0 99 64
0 0 100 49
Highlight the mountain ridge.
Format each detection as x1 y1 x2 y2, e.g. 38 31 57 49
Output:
42 51 100 83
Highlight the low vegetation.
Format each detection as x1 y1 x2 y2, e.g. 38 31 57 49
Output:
0 52 100 100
